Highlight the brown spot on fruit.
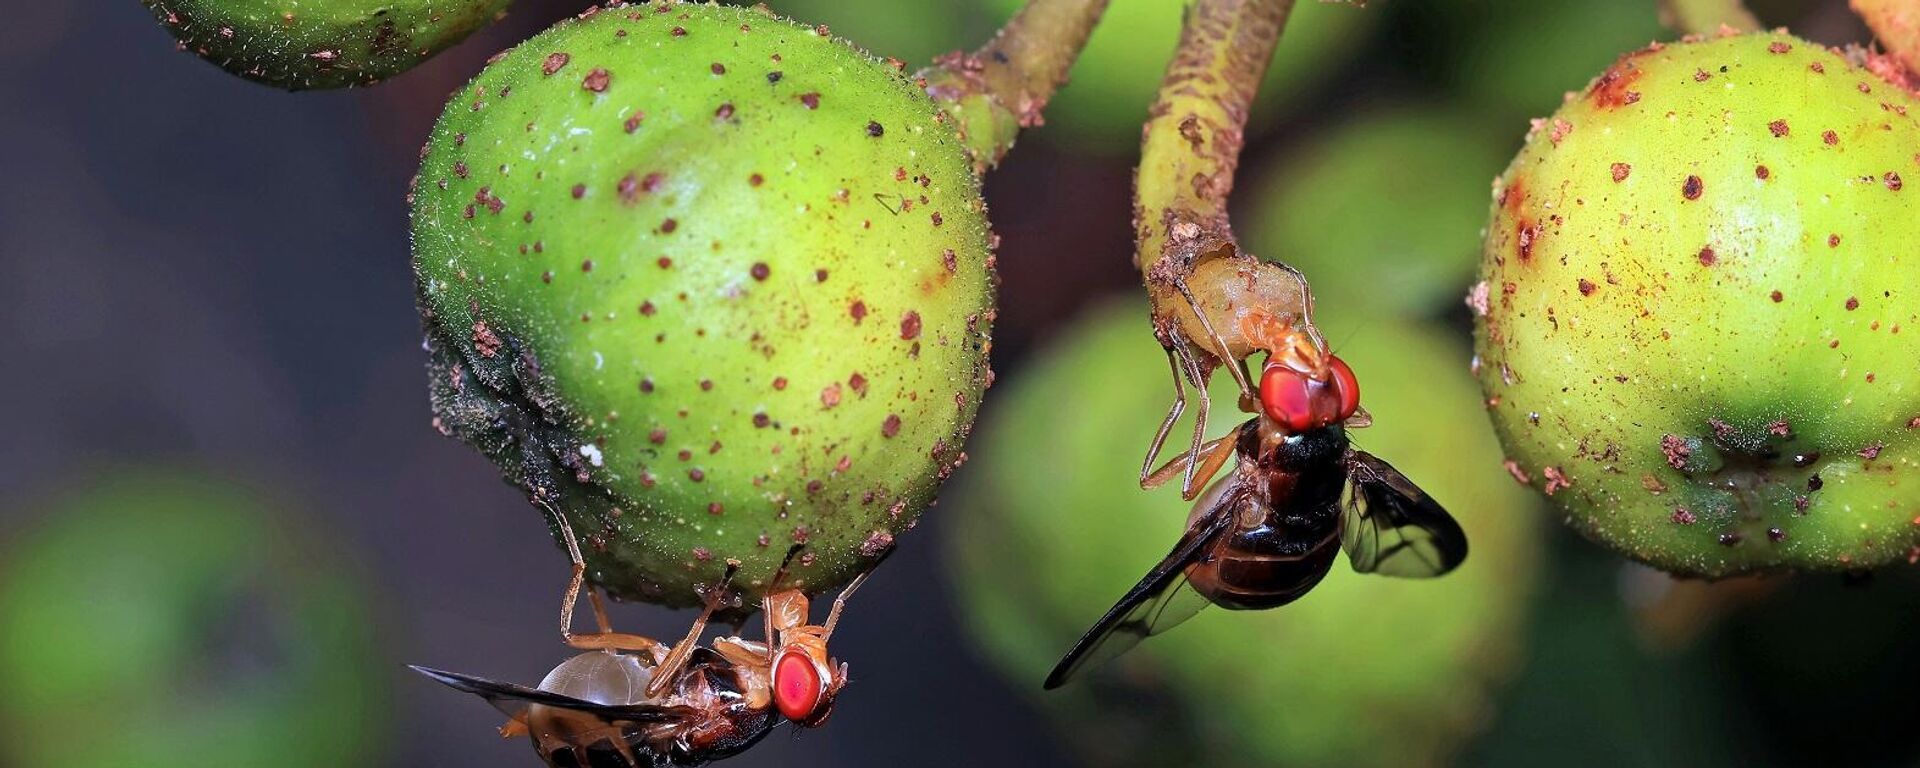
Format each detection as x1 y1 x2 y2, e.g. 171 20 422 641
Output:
1578 279 1597 295
849 301 867 323
900 311 922 340
1589 52 1647 109
1887 172 1905 191
710 62 726 75
1769 119 1790 137
582 68 610 92
1503 460 1530 484
799 92 821 109
1542 466 1572 495
1757 165 1771 179
1768 41 1791 53
1698 246 1717 266
1829 234 1842 247
881 414 901 438
1661 434 1691 469
866 121 884 137
1611 163 1632 182
1770 290 1784 302
1860 442 1884 460
1682 175 1703 200
542 52 570 76
1846 296 1860 310
1672 507 1696 524
750 262 770 281
821 384 842 408
1823 130 1838 146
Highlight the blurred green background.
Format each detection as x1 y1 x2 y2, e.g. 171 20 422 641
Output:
1 0 1906 766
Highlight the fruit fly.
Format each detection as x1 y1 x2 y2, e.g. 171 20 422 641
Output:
1141 248 1351 499
413 507 863 767
1044 317 1468 689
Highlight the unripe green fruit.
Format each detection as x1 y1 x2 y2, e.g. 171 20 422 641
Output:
143 0 511 89
949 300 1539 767
0 471 388 768
1474 32 1920 576
413 2 993 608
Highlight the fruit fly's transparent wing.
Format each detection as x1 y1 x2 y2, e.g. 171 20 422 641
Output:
409 665 699 723
1042 503 1235 689
1340 450 1469 577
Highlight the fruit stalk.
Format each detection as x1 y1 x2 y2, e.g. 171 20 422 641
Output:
1657 0 1761 36
1132 0 1297 278
920 0 1111 173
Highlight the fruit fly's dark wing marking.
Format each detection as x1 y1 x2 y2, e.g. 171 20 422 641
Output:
1043 506 1235 689
1340 450 1469 577
409 665 699 723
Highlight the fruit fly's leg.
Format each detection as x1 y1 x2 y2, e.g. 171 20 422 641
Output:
642 566 737 699
498 710 530 739
546 503 668 654
1143 431 1237 501
1140 347 1190 489
1169 333 1217 499
1175 277 1256 400
821 571 871 641
587 590 615 635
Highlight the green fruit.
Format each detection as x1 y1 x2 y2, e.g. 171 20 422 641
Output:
978 0 1371 152
1473 32 1920 576
143 0 511 89
414 2 993 609
948 299 1540 768
1244 108 1509 318
0 471 388 768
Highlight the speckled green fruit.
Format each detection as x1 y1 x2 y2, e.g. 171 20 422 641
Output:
414 2 993 609
143 0 511 89
1245 109 1508 318
0 471 388 768
979 0 1371 152
948 299 1540 768
1474 32 1920 576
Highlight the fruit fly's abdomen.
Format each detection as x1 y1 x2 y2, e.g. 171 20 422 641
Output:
525 653 658 767
1187 517 1341 611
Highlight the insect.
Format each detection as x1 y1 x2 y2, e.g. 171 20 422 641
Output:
413 507 863 767
1044 317 1467 689
1141 247 1341 499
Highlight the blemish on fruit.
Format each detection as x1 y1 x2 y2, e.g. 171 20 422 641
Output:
1542 466 1571 495
881 414 902 438
1769 119 1790 137
1611 162 1631 182
1697 246 1717 266
1672 507 1696 524
1822 130 1838 146
1682 175 1703 200
582 68 610 92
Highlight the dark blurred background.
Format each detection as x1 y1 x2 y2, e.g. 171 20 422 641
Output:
3 1 1913 767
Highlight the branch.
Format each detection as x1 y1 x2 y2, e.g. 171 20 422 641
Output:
919 0 1110 174
1657 0 1762 37
1132 0 1297 278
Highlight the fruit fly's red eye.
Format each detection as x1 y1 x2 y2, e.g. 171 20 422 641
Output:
1259 364 1317 433
772 649 823 721
1328 355 1360 421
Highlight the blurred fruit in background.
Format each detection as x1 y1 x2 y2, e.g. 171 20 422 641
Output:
1243 108 1511 320
1442 0 1667 121
752 0 982 65
977 0 1374 153
0 470 391 768
946 298 1543 768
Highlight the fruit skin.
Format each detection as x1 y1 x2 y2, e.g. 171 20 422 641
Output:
1473 32 1920 577
414 2 993 609
143 0 511 89
948 299 1539 768
0 471 388 768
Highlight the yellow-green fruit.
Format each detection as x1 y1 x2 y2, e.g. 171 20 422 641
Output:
413 2 993 609
1474 32 1920 576
142 0 511 89
0 471 388 768
948 299 1540 767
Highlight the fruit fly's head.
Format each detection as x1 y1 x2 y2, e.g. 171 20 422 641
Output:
770 638 845 727
1257 338 1359 434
